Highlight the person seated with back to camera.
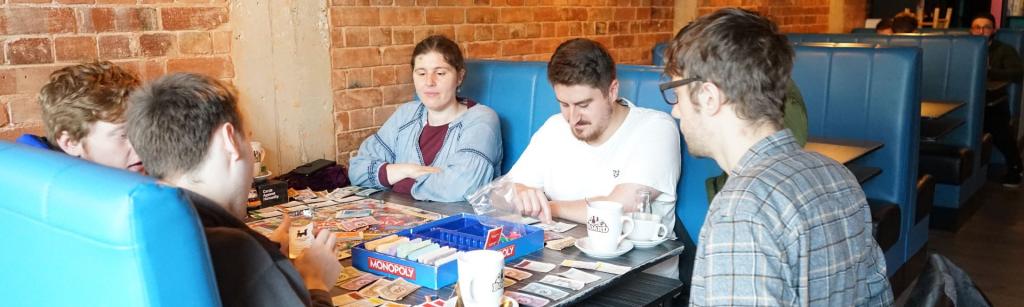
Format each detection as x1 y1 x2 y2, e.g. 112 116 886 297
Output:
348 35 502 202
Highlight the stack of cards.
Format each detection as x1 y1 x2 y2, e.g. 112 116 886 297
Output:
362 235 463 266
544 236 576 251
514 259 556 273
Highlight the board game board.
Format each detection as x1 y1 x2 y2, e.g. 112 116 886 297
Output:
246 196 445 255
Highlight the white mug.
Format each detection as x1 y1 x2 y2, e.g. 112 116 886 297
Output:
457 250 505 306
628 212 668 242
586 201 634 252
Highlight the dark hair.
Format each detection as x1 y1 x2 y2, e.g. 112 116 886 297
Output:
973 12 997 25
547 38 616 95
411 35 465 74
876 18 893 31
664 8 791 128
126 73 243 180
892 15 918 33
39 61 140 142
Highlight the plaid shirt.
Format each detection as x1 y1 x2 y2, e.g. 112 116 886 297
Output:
689 130 893 306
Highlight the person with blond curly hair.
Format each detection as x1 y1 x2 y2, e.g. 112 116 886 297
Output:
16 61 144 173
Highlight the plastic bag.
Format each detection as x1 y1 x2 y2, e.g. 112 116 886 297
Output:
466 176 534 240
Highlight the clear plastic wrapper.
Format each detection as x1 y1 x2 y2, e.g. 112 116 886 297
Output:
466 176 533 242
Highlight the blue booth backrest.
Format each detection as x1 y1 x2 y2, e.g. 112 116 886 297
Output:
850 28 971 35
652 42 668 66
786 34 986 153
461 60 722 242
996 29 1024 118
0 142 220 306
792 45 921 208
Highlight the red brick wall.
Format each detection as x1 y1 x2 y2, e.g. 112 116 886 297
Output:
329 0 675 163
0 0 233 141
697 0 832 33
843 0 867 33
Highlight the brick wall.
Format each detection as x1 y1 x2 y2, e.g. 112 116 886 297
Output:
697 0 833 33
329 0 675 164
0 0 233 141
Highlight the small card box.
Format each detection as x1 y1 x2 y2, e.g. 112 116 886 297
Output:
351 213 543 289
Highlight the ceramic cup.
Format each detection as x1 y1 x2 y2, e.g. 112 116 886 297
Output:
457 250 505 306
628 212 668 242
586 201 634 252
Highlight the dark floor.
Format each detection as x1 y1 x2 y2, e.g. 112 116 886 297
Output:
928 179 1024 306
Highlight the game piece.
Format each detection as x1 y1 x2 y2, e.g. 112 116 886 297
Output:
520 282 568 301
379 278 422 301
340 273 382 291
538 275 584 291
556 268 600 284
503 267 533 281
514 259 556 273
332 292 365 306
505 291 550 307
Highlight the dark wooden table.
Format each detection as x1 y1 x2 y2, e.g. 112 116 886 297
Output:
327 192 687 306
805 137 884 183
921 100 964 119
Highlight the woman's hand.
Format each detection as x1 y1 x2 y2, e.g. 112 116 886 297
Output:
386 163 441 184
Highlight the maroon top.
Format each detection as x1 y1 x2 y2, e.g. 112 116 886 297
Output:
379 100 477 195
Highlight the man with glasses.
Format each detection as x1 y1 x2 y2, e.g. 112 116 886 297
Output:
506 38 682 278
663 8 892 305
971 12 1024 187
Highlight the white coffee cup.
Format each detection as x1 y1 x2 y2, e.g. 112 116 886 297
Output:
628 212 668 242
586 201 634 252
457 250 505 306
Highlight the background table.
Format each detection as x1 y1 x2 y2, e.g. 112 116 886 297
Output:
921 100 964 119
329 192 687 306
805 137 884 183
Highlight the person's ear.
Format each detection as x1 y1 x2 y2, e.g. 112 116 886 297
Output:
216 122 245 162
698 82 725 116
607 79 620 102
55 131 85 157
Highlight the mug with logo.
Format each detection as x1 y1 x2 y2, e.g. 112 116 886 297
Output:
586 201 634 252
456 249 505 306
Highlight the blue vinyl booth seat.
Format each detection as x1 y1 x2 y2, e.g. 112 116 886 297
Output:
790 44 922 275
0 141 221 306
460 60 722 246
785 34 988 211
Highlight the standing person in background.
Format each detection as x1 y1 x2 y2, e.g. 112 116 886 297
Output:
349 35 502 202
970 12 1024 187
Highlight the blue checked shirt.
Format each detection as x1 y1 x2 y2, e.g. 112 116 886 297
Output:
689 129 893 306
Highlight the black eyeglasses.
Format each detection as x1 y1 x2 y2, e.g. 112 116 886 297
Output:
659 77 702 105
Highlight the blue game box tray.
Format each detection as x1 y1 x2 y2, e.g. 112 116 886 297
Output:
351 213 544 289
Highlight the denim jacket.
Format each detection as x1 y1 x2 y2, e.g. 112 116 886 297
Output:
348 100 502 202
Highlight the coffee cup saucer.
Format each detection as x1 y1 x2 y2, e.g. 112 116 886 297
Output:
442 295 518 307
627 237 669 249
575 237 634 259
253 170 273 181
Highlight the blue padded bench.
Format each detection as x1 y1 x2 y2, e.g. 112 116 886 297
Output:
0 141 220 306
461 60 722 246
851 28 971 35
785 34 988 219
790 44 922 275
